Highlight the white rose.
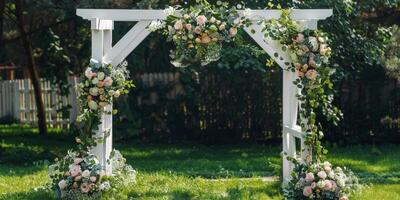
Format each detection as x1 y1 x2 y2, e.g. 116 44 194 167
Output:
84 68 93 79
308 36 319 52
89 87 99 96
164 6 175 16
88 100 98 110
114 90 120 98
97 72 105 80
109 90 115 96
58 179 67 190
210 17 216 23
82 170 91 178
317 180 325 188
148 20 164 32
92 78 99 85
290 53 298 62
99 181 111 191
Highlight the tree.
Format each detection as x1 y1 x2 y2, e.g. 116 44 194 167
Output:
14 0 47 135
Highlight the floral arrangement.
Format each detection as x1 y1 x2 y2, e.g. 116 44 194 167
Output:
283 161 360 200
290 30 331 81
75 59 134 148
263 9 342 159
49 150 136 199
48 59 135 199
148 0 249 67
77 59 133 125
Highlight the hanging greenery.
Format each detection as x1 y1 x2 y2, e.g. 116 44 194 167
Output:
262 9 342 162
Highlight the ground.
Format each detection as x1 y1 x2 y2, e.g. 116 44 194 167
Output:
0 125 399 199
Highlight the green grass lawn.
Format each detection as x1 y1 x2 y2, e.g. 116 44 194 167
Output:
0 126 399 199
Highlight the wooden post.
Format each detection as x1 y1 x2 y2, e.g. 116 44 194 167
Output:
90 18 114 175
282 70 299 183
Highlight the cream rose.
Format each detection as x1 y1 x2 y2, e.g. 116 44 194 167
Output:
174 20 183 30
196 15 207 25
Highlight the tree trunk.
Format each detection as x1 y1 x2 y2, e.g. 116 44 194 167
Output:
15 0 47 135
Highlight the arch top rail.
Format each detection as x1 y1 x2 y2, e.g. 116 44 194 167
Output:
76 9 333 21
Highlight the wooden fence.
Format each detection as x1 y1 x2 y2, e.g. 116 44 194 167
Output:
0 77 79 128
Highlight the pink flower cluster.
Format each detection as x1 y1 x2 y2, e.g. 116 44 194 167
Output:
57 155 107 194
290 32 332 80
297 161 350 199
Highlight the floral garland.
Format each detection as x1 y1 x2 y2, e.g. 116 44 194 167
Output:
148 0 250 67
48 59 135 199
76 59 134 149
262 9 359 199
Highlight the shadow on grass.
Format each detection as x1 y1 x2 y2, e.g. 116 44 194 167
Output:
328 144 400 184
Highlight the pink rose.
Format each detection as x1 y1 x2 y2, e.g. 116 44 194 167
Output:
103 77 113 87
301 45 309 53
201 34 211 44
229 27 238 37
309 59 317 68
196 15 207 25
84 68 96 79
311 182 317 189
324 166 332 172
174 20 183 30
69 165 81 177
58 179 67 190
74 175 82 181
303 186 313 197
324 180 333 190
297 71 304 78
331 181 337 191
294 33 305 43
306 69 318 80
80 183 91 193
305 172 314 182
185 24 192 31
340 196 349 200
294 63 302 69
74 158 83 165
302 64 309 72
194 26 202 34
90 176 97 182
97 80 104 88
317 171 327 179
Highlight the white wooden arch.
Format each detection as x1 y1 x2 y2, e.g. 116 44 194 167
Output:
76 8 332 183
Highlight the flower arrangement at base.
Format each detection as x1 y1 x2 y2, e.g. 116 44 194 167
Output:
148 0 249 67
49 149 136 199
283 161 361 200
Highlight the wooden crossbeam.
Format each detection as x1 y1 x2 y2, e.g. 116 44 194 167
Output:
77 9 332 21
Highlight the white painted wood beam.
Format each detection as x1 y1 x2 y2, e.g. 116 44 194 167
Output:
77 9 332 21
244 23 291 69
103 21 152 66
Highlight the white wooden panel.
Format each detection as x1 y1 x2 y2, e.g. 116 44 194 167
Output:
77 9 332 21
91 19 114 30
244 23 291 69
103 21 151 66
282 70 300 184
